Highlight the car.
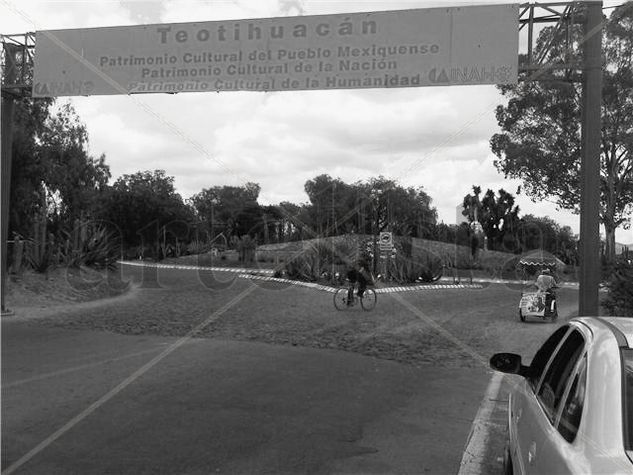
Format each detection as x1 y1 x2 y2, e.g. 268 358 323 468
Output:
490 316 633 474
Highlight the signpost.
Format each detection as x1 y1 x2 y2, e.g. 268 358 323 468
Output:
32 5 518 97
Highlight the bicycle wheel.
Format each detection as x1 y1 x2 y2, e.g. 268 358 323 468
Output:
333 288 350 310
360 289 377 311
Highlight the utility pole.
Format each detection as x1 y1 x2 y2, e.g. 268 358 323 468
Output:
1 43 17 315
579 1 602 316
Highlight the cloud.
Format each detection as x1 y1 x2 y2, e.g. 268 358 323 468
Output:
0 0 134 31
3 0 629 244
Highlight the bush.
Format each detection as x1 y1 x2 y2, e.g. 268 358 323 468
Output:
284 254 316 281
187 240 211 255
231 235 257 263
72 225 120 270
602 258 633 317
282 241 339 281
26 219 55 273
387 253 443 284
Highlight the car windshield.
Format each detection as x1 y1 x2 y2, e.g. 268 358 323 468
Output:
623 349 633 453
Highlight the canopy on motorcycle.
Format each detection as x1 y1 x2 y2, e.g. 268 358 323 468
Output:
517 250 565 275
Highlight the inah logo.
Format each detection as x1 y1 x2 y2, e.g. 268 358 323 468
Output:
428 68 450 83
33 81 94 96
429 66 514 85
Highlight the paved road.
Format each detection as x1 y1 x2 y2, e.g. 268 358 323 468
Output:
2 265 575 474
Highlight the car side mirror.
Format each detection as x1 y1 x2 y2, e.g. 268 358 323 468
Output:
490 353 524 374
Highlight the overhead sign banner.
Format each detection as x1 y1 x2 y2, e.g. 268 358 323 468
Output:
33 4 518 97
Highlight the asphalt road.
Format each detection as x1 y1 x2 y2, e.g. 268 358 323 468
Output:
2 265 577 474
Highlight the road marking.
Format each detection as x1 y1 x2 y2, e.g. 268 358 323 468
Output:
458 371 504 475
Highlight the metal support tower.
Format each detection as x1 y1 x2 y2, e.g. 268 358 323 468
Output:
1 33 35 314
518 2 603 316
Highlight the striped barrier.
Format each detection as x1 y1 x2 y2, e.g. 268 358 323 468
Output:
238 273 484 293
119 261 584 293
119 260 274 275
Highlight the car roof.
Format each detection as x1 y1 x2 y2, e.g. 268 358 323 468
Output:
575 317 633 348
600 317 633 348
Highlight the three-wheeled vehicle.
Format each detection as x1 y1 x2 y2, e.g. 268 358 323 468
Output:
516 253 560 322
518 286 558 321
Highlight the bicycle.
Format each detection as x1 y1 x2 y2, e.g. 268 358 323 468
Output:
333 283 377 311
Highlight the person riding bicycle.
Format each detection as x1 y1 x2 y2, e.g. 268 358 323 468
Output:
346 262 369 303
534 267 557 313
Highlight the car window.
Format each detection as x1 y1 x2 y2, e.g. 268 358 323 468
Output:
527 325 570 390
557 354 587 443
623 349 633 452
537 329 585 422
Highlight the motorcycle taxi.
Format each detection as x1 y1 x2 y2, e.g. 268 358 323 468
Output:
518 286 558 322
517 266 559 322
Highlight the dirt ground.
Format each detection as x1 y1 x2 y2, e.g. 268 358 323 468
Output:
4 267 130 317
4 264 576 371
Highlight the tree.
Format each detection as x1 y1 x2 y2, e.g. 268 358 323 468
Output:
491 4 633 263
39 102 111 225
9 99 110 237
516 215 560 252
190 183 262 240
9 97 54 236
354 176 437 238
462 185 483 223
462 187 520 252
274 201 310 241
304 174 356 236
97 170 192 250
517 214 579 265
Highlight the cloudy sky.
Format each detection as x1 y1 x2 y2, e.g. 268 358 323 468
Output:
1 0 630 243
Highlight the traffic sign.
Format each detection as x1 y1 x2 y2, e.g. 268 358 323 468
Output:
379 232 393 251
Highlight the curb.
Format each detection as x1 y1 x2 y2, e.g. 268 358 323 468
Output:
118 260 274 275
238 274 484 293
119 261 485 294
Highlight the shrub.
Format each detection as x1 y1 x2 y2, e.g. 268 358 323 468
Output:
231 235 257 263
79 226 119 269
387 253 443 284
602 258 633 317
284 254 315 281
283 241 338 281
26 219 55 273
61 223 120 270
332 241 356 266
187 240 210 256
26 236 55 273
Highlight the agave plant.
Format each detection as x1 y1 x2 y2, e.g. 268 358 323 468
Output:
282 240 335 281
25 219 55 273
388 251 443 284
59 222 121 270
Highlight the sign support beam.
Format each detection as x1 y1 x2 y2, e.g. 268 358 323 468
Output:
579 1 603 316
1 43 17 315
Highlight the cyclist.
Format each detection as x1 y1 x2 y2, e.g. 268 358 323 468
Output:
346 262 369 304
